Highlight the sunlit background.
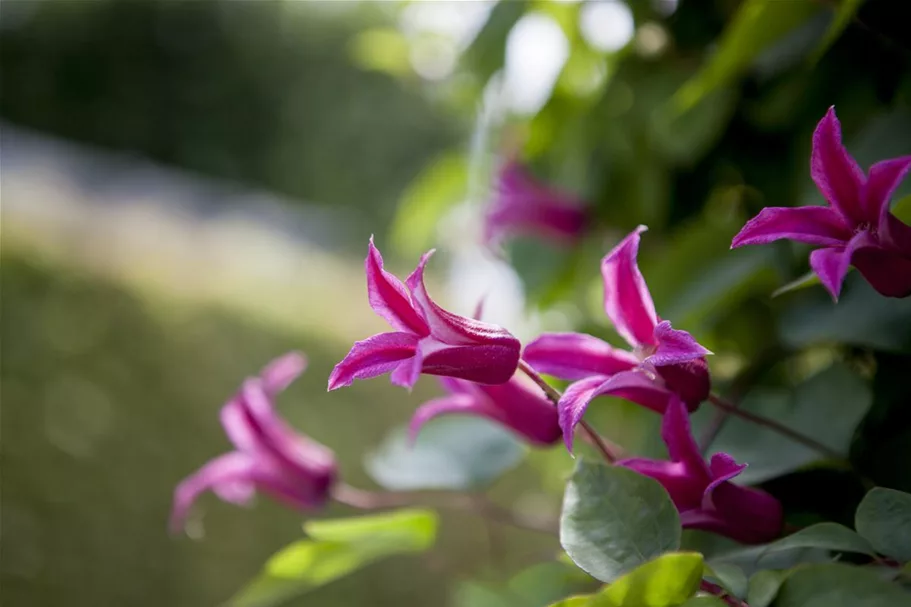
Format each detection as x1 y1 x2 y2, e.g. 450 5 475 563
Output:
3 1 911 606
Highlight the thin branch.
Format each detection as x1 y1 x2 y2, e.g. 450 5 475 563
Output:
517 359 622 463
700 580 749 607
331 483 557 535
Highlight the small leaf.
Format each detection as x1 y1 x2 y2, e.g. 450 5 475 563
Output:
547 553 704 607
230 509 438 607
774 563 911 607
771 270 822 298
856 488 911 563
560 460 681 583
747 570 786 607
365 416 525 491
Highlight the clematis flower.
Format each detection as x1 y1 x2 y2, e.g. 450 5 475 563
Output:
328 238 521 391
171 353 337 533
732 106 911 300
618 398 783 544
409 375 562 447
484 161 589 249
524 226 712 450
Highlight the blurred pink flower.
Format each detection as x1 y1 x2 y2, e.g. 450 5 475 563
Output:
171 353 337 533
329 238 521 391
484 161 589 249
619 399 783 544
524 226 711 450
732 106 911 299
409 375 562 447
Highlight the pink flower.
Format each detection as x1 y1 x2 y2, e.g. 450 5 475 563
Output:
732 106 911 300
524 226 712 450
619 399 783 544
409 375 562 447
171 353 337 533
328 238 521 391
484 161 589 249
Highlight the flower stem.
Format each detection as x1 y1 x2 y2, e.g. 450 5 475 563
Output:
700 580 749 606
517 359 622 463
706 392 847 463
331 483 557 535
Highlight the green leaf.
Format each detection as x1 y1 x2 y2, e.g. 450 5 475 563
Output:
547 553 704 607
893 194 911 224
560 460 681 583
389 152 468 258
757 523 876 558
856 488 911 563
705 562 748 598
747 570 786 607
678 599 727 607
671 0 821 115
771 270 822 298
774 563 911 607
230 509 438 607
365 416 525 491
809 0 865 65
707 363 872 483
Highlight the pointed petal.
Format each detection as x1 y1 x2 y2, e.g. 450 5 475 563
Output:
647 321 712 367
618 458 704 511
701 453 747 511
661 398 711 478
523 332 638 380
328 332 419 390
866 156 911 229
260 351 307 397
408 393 490 443
390 346 424 389
170 452 256 533
811 107 866 224
730 206 850 248
421 342 521 385
405 250 522 370
366 237 429 335
809 230 875 300
559 371 674 451
601 226 659 347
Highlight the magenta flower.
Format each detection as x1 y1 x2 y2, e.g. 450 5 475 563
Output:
328 238 521 391
524 226 712 450
409 375 562 447
732 107 911 300
484 161 589 249
171 353 337 533
618 398 783 544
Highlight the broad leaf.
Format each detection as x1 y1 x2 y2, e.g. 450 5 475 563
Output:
856 488 911 563
230 509 438 607
704 562 747 599
747 570 786 607
365 416 525 491
774 563 911 607
560 460 681 583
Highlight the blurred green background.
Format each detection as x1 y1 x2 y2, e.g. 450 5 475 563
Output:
2 1 911 606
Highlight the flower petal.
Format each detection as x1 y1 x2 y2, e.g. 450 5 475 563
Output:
328 332 419 390
390 347 424 390
730 206 850 248
408 393 490 444
523 332 638 380
865 156 911 230
601 226 659 347
811 106 866 224
707 483 783 544
809 230 876 301
171 451 257 533
477 375 562 446
366 237 429 335
701 453 747 511
260 351 308 397
852 239 911 298
618 458 703 511
661 398 711 478
654 358 711 408
647 321 712 367
422 342 521 385
559 371 674 451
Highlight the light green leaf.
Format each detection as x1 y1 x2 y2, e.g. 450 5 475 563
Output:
365 416 525 491
809 0 865 65
747 570 786 607
230 509 438 607
389 152 468 258
547 553 704 607
774 563 911 607
560 460 681 583
856 488 911 563
893 194 911 224
671 0 821 115
707 363 872 484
